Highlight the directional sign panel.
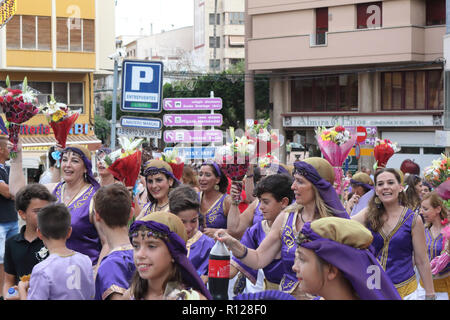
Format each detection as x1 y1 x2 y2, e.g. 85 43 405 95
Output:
121 60 163 113
164 147 216 160
164 130 223 143
117 127 162 139
120 116 162 130
163 114 223 127
163 98 222 111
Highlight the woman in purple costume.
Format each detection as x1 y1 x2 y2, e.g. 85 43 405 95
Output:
197 162 231 238
9 143 103 265
136 159 180 218
293 217 401 300
215 157 349 299
352 168 435 299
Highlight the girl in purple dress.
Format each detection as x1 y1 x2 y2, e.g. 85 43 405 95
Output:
418 191 450 299
168 185 214 283
215 157 349 299
352 168 435 299
9 143 102 265
198 162 231 238
123 212 211 300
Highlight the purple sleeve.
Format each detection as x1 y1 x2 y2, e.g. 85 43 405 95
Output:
27 269 50 300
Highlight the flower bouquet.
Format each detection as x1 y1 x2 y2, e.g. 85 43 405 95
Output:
373 138 401 170
159 148 184 181
104 137 144 187
423 154 450 189
216 127 255 181
0 76 40 157
315 125 357 194
39 95 80 149
245 119 280 158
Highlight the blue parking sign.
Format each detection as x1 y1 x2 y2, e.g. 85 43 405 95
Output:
121 60 163 113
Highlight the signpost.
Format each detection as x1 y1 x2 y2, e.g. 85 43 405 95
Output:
164 130 223 143
163 114 223 127
163 98 223 111
163 147 216 160
121 60 163 113
120 116 162 130
117 127 162 139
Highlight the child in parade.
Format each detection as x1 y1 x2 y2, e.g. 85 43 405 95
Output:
17 203 95 300
123 211 212 300
2 184 56 299
292 217 401 300
230 173 294 291
168 185 214 283
93 184 135 300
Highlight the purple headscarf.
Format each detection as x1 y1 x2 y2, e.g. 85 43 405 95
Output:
350 179 374 191
63 146 100 190
293 161 349 219
129 219 212 300
202 161 223 177
298 219 401 300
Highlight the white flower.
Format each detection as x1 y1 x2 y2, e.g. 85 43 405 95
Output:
37 247 49 259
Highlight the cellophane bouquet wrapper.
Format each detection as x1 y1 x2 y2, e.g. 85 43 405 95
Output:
316 125 356 195
245 119 280 158
160 149 184 181
0 77 40 156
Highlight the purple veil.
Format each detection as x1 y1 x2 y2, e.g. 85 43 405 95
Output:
63 146 100 190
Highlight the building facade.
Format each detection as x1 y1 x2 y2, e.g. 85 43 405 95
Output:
194 0 245 72
0 0 115 175
245 0 447 170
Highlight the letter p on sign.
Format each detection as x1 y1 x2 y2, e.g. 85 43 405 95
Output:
131 67 153 90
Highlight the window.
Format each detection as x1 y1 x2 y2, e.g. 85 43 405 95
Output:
6 15 51 50
57 18 95 52
228 35 244 47
315 8 328 45
209 13 220 25
209 59 220 70
228 12 244 25
381 70 443 110
423 147 445 154
357 2 382 29
426 0 445 26
209 36 220 48
291 74 358 112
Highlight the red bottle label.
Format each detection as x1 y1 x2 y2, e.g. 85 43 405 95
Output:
208 259 230 278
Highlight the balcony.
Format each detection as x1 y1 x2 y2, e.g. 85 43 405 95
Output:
247 25 445 71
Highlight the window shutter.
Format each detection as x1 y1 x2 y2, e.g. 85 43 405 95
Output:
6 15 20 49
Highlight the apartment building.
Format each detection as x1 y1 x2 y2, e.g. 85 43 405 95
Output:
245 0 446 170
194 0 245 72
0 0 115 174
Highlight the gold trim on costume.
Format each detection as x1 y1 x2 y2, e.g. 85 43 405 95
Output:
395 277 417 299
102 284 127 300
186 230 203 258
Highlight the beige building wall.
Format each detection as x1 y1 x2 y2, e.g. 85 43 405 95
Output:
95 0 115 75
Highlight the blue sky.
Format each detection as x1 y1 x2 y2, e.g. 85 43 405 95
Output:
115 0 194 36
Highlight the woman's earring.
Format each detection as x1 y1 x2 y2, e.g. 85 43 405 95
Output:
214 184 220 191
374 196 382 209
84 172 88 181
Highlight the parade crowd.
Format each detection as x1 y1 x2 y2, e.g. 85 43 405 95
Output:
0 132 449 301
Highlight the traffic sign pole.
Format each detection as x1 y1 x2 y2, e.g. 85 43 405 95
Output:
110 58 119 150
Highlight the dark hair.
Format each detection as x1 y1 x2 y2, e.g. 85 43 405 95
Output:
38 203 71 240
15 183 57 212
47 146 57 167
94 184 132 228
146 172 179 204
366 168 406 232
404 174 422 211
200 164 228 194
255 173 294 204
169 184 200 214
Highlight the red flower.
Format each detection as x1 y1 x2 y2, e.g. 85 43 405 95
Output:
441 218 449 226
254 120 258 125
335 125 345 132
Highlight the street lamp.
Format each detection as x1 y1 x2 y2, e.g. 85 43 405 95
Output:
108 42 126 150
